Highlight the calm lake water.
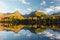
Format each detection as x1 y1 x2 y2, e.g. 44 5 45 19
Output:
0 29 60 40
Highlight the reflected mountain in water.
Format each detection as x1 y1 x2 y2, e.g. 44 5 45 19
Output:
0 29 60 40
0 11 60 34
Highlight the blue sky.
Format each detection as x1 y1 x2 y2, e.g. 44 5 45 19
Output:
0 0 60 15
0 0 60 40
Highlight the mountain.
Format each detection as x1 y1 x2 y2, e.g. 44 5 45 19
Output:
0 11 25 32
29 11 48 17
0 13 4 20
3 11 24 20
13 11 24 19
23 14 29 18
52 12 60 15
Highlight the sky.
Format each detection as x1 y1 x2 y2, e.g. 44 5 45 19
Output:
0 0 60 40
0 0 60 15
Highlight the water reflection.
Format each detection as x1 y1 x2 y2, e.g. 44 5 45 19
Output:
0 16 60 34
0 16 60 40
0 21 60 34
0 29 60 40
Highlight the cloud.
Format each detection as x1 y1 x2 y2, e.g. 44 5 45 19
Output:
44 8 54 13
27 8 32 11
22 10 28 14
50 2 54 3
0 31 7 40
41 29 60 40
20 0 30 5
13 8 32 15
14 8 22 13
9 8 31 15
54 34 60 39
54 0 60 1
54 6 60 11
0 1 9 13
0 31 15 40
21 8 32 15
44 6 60 14
41 1 46 6
43 30 54 37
